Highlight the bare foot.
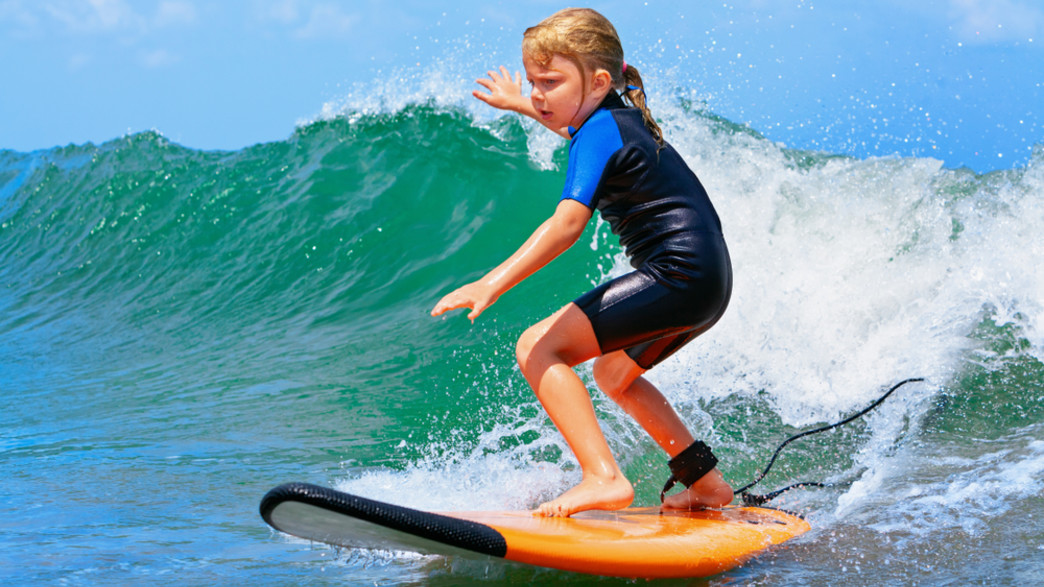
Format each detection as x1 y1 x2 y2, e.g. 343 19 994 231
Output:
661 468 733 510
535 473 634 517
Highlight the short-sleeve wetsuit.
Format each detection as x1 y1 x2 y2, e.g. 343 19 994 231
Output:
564 91 732 369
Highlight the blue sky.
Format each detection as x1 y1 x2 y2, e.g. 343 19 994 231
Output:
1 0 1041 172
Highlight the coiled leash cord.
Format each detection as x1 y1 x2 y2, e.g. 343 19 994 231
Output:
734 377 925 506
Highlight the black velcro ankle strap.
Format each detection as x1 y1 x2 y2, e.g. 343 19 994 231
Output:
659 440 718 503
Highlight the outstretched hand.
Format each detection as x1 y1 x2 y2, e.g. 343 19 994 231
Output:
473 66 526 112
431 281 499 322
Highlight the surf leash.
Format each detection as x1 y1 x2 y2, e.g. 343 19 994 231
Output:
734 377 925 506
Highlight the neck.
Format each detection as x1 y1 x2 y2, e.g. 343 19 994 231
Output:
567 91 621 136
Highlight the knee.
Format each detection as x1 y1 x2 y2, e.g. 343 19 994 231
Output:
515 324 542 375
516 326 568 403
515 306 598 383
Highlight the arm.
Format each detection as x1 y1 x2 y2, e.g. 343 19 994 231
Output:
474 66 571 139
431 199 592 321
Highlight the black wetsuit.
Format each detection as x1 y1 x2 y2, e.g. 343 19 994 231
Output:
564 92 732 369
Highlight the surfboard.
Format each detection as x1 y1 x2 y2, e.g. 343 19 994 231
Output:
260 482 810 579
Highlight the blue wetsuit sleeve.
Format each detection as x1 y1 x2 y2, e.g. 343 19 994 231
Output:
561 111 624 208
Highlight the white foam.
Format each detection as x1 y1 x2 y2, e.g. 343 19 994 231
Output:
337 411 576 512
326 67 1044 523
646 102 1044 424
863 431 1044 535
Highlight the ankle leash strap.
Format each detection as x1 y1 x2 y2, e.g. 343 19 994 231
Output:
660 440 718 503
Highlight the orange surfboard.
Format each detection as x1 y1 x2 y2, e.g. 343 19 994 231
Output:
260 482 810 579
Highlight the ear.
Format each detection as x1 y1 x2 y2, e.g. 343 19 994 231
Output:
590 68 613 95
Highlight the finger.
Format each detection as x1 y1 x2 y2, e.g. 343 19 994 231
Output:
475 78 496 92
499 65 511 81
431 296 457 316
437 290 479 314
487 69 502 82
472 90 493 104
432 303 461 317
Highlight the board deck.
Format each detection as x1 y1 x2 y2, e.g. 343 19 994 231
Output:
260 481 810 579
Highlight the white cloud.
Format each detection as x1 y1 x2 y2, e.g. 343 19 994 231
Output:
0 0 40 32
155 1 196 27
68 51 92 70
261 0 300 25
139 48 179 68
43 0 146 33
292 3 358 39
948 0 1044 43
254 0 358 39
32 0 197 34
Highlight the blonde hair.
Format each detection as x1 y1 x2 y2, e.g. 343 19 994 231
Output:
522 8 663 144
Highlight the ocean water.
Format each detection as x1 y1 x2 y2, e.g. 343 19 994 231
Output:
2 96 1043 585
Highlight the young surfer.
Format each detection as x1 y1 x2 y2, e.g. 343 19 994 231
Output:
431 8 734 517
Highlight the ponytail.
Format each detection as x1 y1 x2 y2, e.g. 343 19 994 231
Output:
621 63 663 145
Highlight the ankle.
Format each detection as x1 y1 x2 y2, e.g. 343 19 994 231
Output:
582 467 629 485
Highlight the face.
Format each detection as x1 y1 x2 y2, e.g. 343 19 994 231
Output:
523 54 610 134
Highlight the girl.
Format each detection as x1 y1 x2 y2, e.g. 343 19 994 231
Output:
431 8 734 517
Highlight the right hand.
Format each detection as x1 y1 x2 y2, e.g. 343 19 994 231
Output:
473 66 526 112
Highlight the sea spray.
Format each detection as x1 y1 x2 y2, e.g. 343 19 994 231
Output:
2 99 1042 584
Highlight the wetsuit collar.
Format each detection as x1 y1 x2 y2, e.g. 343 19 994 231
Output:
568 91 627 138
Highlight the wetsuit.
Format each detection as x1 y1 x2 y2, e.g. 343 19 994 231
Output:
564 91 732 369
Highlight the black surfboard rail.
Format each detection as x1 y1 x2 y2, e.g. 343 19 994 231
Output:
260 482 508 557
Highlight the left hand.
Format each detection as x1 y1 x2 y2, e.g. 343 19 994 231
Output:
431 280 499 322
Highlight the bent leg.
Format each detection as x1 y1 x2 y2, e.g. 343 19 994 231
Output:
592 352 691 453
516 304 634 517
592 351 733 508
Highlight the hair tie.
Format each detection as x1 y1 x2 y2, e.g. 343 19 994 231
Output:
622 61 628 73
